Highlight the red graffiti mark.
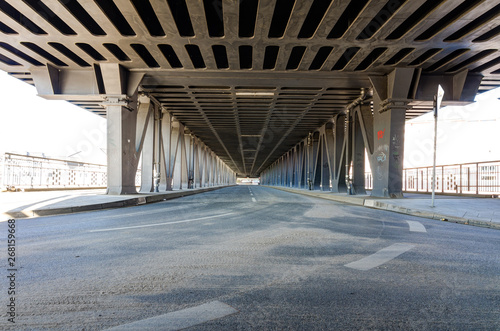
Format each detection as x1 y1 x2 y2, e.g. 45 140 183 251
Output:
377 129 385 140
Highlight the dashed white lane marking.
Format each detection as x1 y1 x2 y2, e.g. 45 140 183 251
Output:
345 243 415 271
90 212 235 232
251 197 257 202
406 220 427 233
105 300 238 331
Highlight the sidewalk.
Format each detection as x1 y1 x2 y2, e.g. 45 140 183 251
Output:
268 187 500 230
0 186 230 219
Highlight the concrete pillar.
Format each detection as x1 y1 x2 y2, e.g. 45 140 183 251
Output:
99 64 144 195
369 98 408 197
369 68 416 198
106 101 139 195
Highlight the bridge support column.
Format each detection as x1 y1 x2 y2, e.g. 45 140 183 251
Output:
367 68 416 198
106 100 140 195
369 99 409 198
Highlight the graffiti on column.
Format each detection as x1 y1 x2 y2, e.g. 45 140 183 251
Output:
377 129 385 140
375 144 389 180
391 134 402 166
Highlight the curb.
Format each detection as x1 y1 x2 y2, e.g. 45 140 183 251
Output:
2 186 232 219
267 186 499 230
363 199 499 230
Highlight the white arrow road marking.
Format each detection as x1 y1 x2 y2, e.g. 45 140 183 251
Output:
90 212 236 232
105 300 238 331
406 220 427 233
345 243 415 271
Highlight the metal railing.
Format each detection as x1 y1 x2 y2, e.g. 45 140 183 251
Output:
365 160 500 195
0 153 141 190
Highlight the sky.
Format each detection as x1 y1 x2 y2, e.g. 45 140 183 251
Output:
0 71 107 164
0 71 499 168
404 95 500 168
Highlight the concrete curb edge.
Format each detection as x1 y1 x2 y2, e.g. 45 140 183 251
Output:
266 186 499 230
2 185 233 219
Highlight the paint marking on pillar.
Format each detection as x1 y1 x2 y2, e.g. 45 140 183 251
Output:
406 220 427 233
345 243 415 271
105 300 238 330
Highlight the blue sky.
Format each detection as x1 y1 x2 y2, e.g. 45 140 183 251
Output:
0 71 499 167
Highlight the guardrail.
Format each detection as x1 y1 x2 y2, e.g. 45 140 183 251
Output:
365 160 500 195
0 153 141 190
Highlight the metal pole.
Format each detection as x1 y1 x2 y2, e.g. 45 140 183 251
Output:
431 85 444 207
345 109 351 194
431 100 438 207
476 162 479 195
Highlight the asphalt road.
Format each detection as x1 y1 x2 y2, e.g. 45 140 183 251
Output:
1 186 499 330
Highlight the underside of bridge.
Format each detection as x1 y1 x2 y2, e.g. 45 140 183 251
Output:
1 0 499 196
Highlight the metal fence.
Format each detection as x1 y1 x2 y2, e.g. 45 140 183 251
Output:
0 153 141 190
365 161 500 195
